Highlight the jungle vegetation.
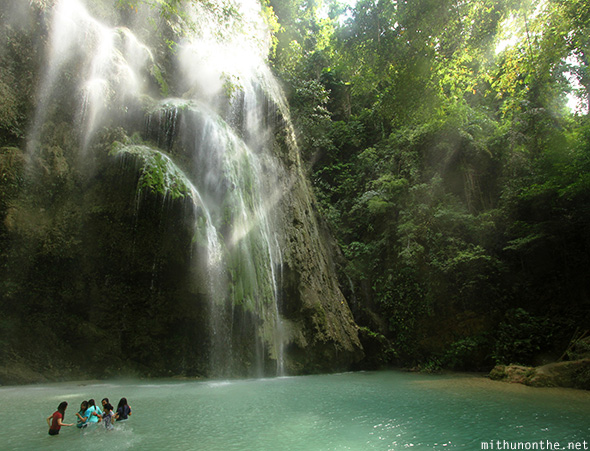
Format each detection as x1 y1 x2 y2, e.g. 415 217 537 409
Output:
267 0 590 370
1 0 590 378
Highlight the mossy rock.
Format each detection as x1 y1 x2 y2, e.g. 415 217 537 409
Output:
489 364 535 384
489 360 590 390
532 359 590 390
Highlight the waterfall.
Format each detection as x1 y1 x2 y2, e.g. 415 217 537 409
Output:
30 0 288 377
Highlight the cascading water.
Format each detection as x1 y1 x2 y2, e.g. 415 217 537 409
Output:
30 0 288 377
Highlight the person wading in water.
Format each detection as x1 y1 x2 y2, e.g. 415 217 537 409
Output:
47 401 74 436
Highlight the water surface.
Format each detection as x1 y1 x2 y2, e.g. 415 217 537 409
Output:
1 371 588 450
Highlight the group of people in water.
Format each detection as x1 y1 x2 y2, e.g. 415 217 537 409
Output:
47 397 132 436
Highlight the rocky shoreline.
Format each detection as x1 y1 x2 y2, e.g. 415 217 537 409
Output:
4 358 590 391
489 359 590 390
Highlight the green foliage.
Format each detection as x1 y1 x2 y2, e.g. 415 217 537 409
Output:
270 0 590 370
150 64 170 97
492 309 551 365
2 0 590 377
117 0 242 55
0 8 39 146
111 143 192 200
419 359 443 374
0 147 25 200
441 335 492 371
290 78 333 162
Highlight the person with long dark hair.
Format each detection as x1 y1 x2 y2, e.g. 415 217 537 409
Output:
84 399 103 424
47 401 73 435
75 400 89 428
102 402 115 430
115 397 132 421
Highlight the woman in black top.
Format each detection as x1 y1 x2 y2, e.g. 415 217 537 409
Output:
115 397 132 421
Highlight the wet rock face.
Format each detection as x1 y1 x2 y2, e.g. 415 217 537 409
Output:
269 122 363 373
0 0 362 382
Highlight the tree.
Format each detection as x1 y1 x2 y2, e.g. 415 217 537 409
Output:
269 0 590 369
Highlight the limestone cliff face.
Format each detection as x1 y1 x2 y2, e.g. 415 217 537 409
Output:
273 126 363 373
0 0 362 383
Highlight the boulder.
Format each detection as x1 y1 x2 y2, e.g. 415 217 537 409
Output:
489 359 590 390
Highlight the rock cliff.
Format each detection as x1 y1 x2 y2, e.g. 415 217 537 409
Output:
0 0 362 383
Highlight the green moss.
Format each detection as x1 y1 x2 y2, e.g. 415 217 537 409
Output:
0 147 25 192
192 215 209 247
150 64 169 97
111 143 192 200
